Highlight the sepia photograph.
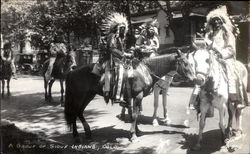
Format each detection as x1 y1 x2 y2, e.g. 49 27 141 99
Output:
1 1 249 153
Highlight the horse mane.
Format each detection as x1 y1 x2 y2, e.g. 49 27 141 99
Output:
142 53 177 77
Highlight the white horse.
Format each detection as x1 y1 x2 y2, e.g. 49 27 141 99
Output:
189 48 248 151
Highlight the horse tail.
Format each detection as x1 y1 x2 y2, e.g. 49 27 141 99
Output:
64 72 76 128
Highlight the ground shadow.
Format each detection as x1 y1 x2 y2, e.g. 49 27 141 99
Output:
118 114 188 128
1 92 108 138
178 129 223 154
52 125 157 154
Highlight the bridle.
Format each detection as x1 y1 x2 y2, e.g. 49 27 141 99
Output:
175 53 194 80
193 50 222 92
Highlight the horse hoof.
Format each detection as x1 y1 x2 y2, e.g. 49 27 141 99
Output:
74 137 81 144
85 133 92 140
220 145 228 153
183 120 189 127
162 118 171 125
131 136 140 143
191 144 201 151
153 119 159 127
117 114 125 121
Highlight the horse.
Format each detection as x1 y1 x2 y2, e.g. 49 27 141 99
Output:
131 47 175 126
0 59 12 97
64 49 195 142
189 48 248 151
152 74 174 126
42 53 74 106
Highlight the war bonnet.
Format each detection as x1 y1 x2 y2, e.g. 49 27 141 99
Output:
205 5 234 34
101 12 128 35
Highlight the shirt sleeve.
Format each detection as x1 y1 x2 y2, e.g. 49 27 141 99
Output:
221 32 236 59
108 35 124 59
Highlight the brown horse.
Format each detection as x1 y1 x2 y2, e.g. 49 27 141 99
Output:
42 53 74 106
0 59 12 97
64 49 195 142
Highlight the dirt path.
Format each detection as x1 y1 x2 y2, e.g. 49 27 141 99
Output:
1 75 250 154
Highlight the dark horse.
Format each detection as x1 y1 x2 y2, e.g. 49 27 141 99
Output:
42 53 74 106
64 50 195 142
0 59 12 97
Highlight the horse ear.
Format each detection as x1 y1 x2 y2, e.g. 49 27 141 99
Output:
176 49 183 57
191 41 198 50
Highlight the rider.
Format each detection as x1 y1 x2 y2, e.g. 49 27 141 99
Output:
45 30 67 80
135 19 159 58
92 12 132 103
190 6 245 109
0 36 17 79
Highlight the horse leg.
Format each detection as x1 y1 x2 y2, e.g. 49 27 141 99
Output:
2 80 5 97
79 93 95 140
126 78 133 122
226 101 235 139
7 78 10 96
193 102 209 151
152 86 160 126
130 92 143 142
162 88 171 125
219 103 227 145
128 103 133 122
72 116 80 143
235 108 243 138
48 79 55 102
78 114 92 139
44 77 48 101
118 107 126 121
60 80 64 106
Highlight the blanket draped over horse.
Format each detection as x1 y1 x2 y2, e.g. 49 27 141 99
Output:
64 50 195 142
188 49 248 151
0 59 12 97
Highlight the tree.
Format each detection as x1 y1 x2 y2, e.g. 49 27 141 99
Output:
1 0 36 52
153 1 226 46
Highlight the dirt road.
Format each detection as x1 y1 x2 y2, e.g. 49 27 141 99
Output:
1 75 250 154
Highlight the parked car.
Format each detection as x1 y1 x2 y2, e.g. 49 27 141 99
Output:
16 53 35 74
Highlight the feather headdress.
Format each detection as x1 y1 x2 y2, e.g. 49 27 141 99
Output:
205 5 234 34
140 19 159 36
101 12 128 35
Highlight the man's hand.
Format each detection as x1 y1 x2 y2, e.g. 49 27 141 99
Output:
124 52 133 58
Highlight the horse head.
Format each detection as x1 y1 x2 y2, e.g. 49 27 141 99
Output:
190 48 214 86
175 49 196 81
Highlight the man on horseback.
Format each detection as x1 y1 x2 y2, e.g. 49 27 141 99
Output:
135 19 159 58
0 37 17 80
45 30 67 80
190 6 245 109
92 12 133 103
